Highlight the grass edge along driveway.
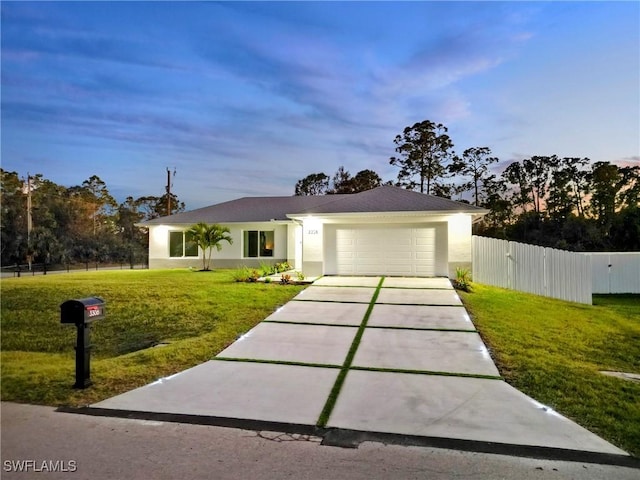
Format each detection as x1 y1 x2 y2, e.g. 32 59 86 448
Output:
459 284 640 457
1 269 304 407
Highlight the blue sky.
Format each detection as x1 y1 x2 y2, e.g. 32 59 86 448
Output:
2 1 638 209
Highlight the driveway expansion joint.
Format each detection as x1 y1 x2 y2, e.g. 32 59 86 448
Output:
349 366 503 381
374 302 465 307
213 357 342 370
312 285 379 289
292 299 372 305
316 277 385 428
379 287 455 291
365 325 478 333
263 320 361 328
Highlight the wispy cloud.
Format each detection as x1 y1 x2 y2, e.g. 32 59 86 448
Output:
1 1 637 208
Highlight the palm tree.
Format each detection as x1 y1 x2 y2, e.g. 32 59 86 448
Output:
187 222 233 271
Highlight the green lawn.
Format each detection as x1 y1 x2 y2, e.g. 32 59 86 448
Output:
459 285 640 456
1 269 304 406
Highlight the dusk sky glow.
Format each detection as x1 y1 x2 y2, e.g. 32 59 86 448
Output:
2 1 638 209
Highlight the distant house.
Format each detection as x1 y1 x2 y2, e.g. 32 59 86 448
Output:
140 185 487 278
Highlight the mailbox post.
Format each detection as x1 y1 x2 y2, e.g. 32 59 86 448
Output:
60 297 105 389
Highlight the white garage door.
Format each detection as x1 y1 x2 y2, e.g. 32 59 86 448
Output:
336 227 436 276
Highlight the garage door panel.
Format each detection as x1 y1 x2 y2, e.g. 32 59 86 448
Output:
355 235 379 241
414 239 435 247
385 251 413 260
415 238 435 246
354 256 381 265
388 240 412 248
354 250 380 258
354 245 381 253
386 259 416 269
335 226 438 276
337 256 355 264
355 236 380 245
336 232 354 242
355 266 381 275
385 235 411 245
415 266 436 275
337 240 355 248
386 266 414 275
387 264 415 272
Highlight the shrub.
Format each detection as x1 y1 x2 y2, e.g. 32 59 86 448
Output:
280 274 292 285
275 261 291 273
248 270 260 282
259 261 275 277
231 266 251 282
453 267 472 292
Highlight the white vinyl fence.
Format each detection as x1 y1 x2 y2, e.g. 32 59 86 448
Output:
472 236 593 305
586 252 640 294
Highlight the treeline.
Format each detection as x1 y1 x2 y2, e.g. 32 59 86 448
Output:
0 170 185 268
294 167 384 195
295 120 640 251
476 157 639 251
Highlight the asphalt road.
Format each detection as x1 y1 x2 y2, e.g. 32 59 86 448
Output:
1 403 637 480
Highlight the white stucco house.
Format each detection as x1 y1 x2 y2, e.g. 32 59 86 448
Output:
140 186 487 278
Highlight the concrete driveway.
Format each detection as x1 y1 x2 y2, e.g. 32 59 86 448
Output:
91 276 629 462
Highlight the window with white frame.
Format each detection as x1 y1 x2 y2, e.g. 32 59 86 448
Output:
169 231 198 257
243 230 274 258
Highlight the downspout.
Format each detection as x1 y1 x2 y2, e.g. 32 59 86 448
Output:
290 218 304 272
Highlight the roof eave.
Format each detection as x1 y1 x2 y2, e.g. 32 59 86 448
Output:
137 218 295 227
287 209 489 220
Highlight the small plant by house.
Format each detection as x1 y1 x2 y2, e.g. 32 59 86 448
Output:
231 266 251 282
248 270 260 282
232 265 305 285
259 261 275 277
453 267 472 292
275 262 291 273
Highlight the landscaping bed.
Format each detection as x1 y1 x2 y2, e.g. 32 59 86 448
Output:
1 269 304 406
459 285 640 457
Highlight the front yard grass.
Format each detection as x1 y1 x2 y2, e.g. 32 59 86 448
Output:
1 269 304 406
459 285 640 457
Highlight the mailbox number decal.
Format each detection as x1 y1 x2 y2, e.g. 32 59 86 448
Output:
86 306 102 317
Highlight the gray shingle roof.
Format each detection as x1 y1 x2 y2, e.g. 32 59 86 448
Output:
295 185 486 215
140 186 486 225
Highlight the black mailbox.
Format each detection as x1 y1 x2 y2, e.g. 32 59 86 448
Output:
61 297 105 324
60 297 105 389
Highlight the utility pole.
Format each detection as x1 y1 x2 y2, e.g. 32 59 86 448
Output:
166 168 176 216
166 168 171 216
26 174 33 270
